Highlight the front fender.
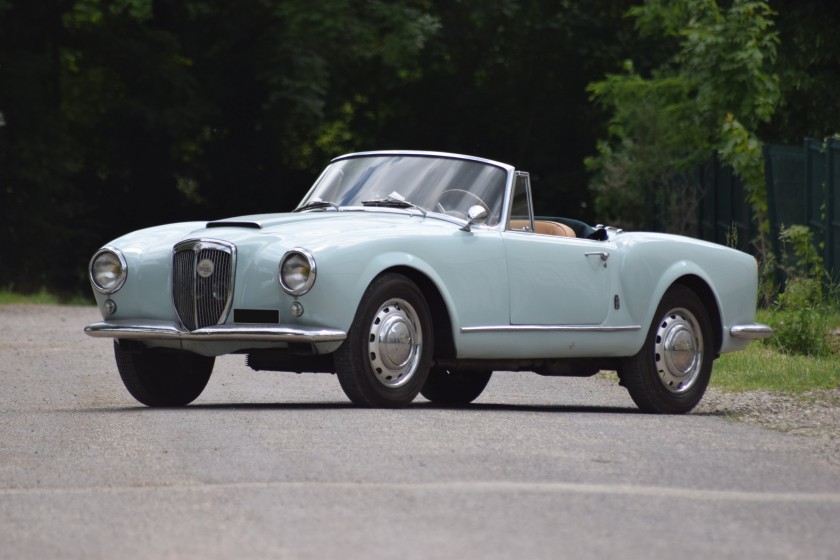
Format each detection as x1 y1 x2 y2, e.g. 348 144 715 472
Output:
358 251 461 323
296 231 508 337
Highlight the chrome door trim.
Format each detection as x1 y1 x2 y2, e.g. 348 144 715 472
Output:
460 324 642 334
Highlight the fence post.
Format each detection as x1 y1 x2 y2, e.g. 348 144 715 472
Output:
804 139 827 270
828 138 840 281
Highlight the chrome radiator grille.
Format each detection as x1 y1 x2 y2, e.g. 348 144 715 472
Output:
172 240 236 331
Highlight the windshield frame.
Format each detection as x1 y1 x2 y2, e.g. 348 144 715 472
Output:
298 151 515 229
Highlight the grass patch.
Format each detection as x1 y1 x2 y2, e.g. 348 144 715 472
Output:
711 307 840 393
0 290 91 306
0 289 63 305
712 343 840 393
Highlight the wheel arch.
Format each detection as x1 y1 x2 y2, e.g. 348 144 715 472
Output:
671 274 723 355
377 265 457 361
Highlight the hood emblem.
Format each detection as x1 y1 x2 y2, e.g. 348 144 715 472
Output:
197 258 215 278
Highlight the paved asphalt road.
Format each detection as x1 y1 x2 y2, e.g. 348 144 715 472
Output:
1 305 839 559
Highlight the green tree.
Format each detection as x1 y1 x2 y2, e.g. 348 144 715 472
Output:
0 0 440 294
763 0 840 145
586 0 779 247
351 0 647 219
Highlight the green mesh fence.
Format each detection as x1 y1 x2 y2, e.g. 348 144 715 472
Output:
698 156 753 253
762 139 840 281
698 140 839 280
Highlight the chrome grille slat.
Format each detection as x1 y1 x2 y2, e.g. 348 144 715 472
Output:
173 251 196 329
172 240 236 331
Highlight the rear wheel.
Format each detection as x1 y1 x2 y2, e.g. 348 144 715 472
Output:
334 274 433 407
114 341 214 407
618 285 713 414
421 369 492 405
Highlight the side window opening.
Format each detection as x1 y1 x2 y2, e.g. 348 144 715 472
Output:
507 171 534 232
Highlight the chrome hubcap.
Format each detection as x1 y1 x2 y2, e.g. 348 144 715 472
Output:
654 307 703 394
367 298 422 388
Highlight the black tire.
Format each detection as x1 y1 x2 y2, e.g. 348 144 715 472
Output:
114 341 214 407
618 285 714 414
421 369 492 405
334 273 433 407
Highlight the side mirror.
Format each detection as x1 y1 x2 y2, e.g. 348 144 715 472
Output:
460 205 488 232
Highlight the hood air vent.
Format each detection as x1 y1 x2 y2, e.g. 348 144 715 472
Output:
206 221 262 229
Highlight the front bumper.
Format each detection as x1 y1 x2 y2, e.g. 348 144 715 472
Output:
730 323 773 340
85 320 347 355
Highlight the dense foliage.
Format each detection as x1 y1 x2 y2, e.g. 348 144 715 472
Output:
0 0 838 296
765 225 833 356
586 0 780 242
586 0 840 246
0 0 642 295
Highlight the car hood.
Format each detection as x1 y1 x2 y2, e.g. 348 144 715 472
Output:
199 210 438 249
108 210 451 256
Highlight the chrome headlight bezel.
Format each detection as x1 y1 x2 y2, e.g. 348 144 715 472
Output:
279 248 317 296
89 247 128 294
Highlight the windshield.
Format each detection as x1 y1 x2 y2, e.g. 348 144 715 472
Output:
302 155 508 226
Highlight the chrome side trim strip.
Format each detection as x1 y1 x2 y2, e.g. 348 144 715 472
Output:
460 325 642 334
730 324 773 340
84 320 346 343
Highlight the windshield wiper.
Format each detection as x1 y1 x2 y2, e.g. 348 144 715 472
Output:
293 198 339 212
361 192 426 217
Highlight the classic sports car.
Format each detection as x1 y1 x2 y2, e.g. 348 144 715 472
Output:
86 150 771 413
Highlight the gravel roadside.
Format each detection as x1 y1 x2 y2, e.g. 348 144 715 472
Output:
697 386 840 466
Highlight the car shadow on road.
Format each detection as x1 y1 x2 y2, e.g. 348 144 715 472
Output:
418 402 642 414
87 401 641 415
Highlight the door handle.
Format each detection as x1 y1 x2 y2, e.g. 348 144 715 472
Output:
585 252 609 267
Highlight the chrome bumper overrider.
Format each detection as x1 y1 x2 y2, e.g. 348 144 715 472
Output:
730 324 773 340
84 320 347 343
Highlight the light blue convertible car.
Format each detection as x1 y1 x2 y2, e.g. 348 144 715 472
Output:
86 150 771 413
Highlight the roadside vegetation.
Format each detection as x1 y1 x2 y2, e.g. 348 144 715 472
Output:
0 289 90 306
713 329 840 394
731 273 840 401
0 290 64 305
714 224 840 394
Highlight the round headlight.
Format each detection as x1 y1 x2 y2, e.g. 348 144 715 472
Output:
279 249 316 296
89 248 127 294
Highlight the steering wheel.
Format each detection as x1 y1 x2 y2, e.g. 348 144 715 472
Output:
434 189 491 218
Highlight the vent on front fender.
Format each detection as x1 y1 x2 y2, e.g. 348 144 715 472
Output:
172 239 236 331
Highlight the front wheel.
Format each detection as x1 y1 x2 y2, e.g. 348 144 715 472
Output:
334 274 434 407
114 341 214 407
618 285 714 414
421 369 492 405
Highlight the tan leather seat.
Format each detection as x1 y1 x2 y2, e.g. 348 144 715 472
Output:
534 220 575 237
509 219 575 237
